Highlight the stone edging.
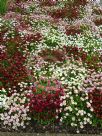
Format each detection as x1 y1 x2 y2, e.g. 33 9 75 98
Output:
0 132 102 136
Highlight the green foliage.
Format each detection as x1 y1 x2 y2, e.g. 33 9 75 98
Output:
0 0 8 15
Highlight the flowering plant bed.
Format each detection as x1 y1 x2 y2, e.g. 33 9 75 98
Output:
0 0 102 134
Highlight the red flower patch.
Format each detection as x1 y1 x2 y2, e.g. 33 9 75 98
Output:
27 79 64 124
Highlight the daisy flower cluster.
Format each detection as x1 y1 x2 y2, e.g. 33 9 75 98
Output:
27 78 64 125
83 71 102 118
59 88 93 129
0 82 31 130
0 88 7 109
0 0 102 133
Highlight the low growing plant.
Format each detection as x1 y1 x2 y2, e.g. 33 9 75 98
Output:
0 0 8 15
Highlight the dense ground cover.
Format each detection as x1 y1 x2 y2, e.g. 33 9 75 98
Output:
0 0 102 134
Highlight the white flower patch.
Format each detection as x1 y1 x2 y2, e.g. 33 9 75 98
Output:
0 88 8 109
50 59 87 87
0 82 31 130
59 88 93 129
